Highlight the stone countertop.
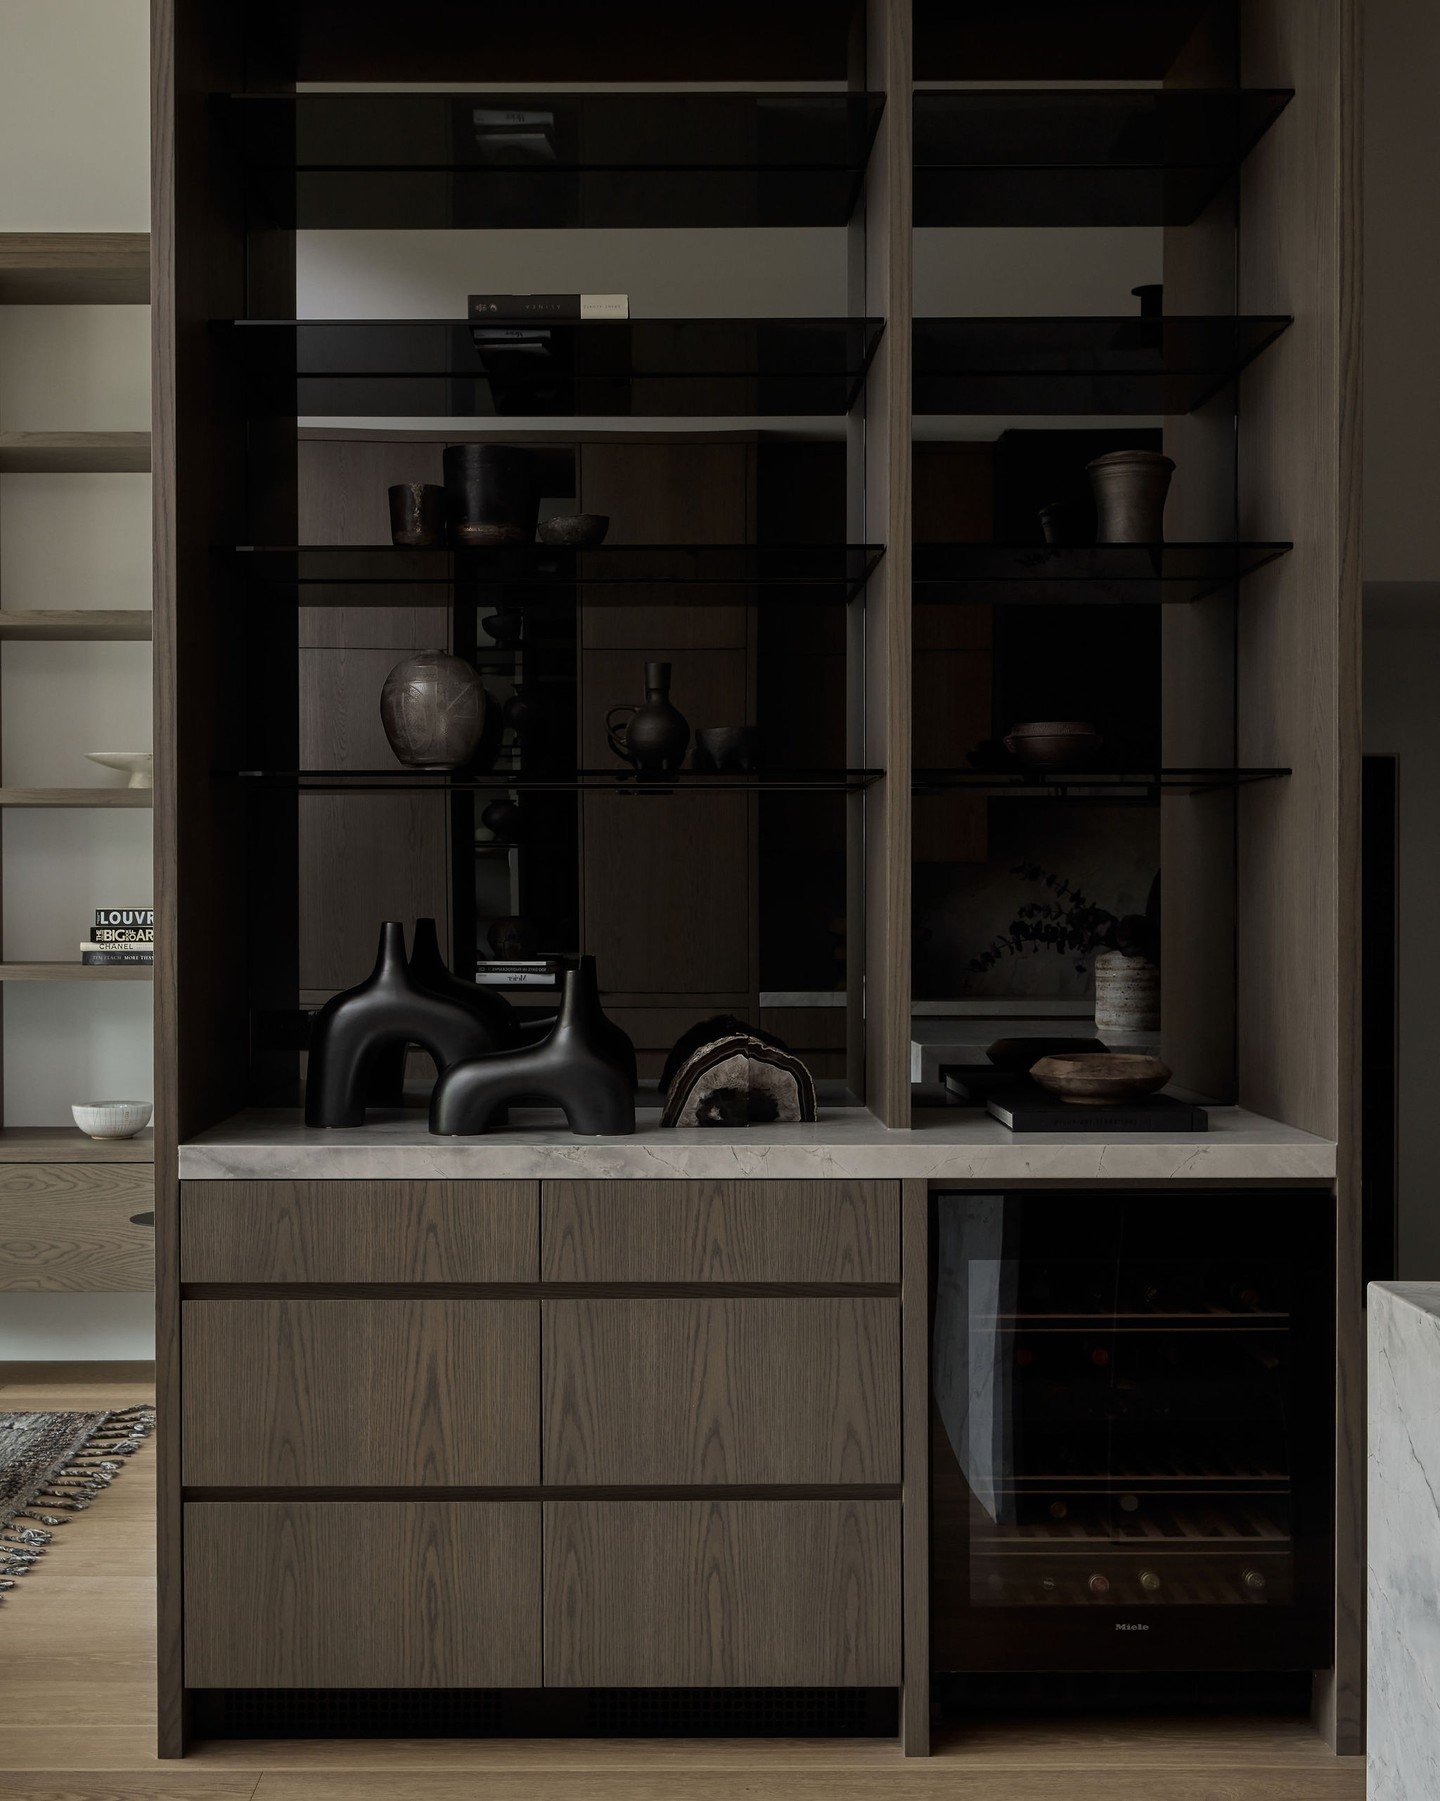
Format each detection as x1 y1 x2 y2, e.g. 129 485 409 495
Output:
178 1104 1336 1181
1368 1283 1440 1801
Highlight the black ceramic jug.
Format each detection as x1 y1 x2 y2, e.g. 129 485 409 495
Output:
606 661 690 773
429 955 636 1137
305 921 513 1128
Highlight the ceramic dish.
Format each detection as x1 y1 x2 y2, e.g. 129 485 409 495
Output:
72 1100 153 1140
1002 722 1103 771
536 513 610 548
85 751 153 789
1028 1052 1172 1106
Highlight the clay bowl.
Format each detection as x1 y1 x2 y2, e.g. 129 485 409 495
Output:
536 513 610 548
1003 720 1103 770
1029 1052 1173 1106
987 1035 1107 1074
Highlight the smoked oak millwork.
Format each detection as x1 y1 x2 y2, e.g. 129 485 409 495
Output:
0 610 153 641
180 1179 537 1283
542 1296 900 1485
0 1163 154 1291
181 1298 539 1486
900 1179 930 1758
541 1179 899 1284
184 1501 541 1688
543 1498 901 1687
0 431 151 473
1236 0 1362 1753
0 232 151 303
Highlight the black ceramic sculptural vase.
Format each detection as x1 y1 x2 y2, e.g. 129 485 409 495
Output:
514 955 639 1091
306 921 516 1128
430 955 636 1138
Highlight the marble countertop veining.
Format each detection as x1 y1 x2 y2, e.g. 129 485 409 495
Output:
1368 1283 1440 1800
178 1104 1336 1181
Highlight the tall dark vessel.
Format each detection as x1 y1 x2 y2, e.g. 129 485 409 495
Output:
305 921 514 1128
408 916 522 1048
430 956 636 1137
515 953 638 1089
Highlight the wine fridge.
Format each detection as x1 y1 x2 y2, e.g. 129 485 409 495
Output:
931 1189 1334 1670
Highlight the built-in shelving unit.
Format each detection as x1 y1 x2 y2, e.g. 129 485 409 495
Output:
0 232 151 303
912 543 1291 605
913 88 1293 226
0 429 152 473
0 609 153 640
913 315 1291 414
0 232 156 1324
230 317 886 416
236 89 886 228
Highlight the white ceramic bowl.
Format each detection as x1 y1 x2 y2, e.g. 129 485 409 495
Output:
85 751 153 790
72 1101 153 1140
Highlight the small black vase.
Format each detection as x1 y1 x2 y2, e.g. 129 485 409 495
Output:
430 955 636 1137
306 921 513 1128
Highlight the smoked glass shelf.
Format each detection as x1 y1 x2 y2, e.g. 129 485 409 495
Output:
231 543 884 603
912 542 1292 605
913 315 1291 415
914 89 1292 227
234 91 885 229
233 768 884 794
226 318 885 417
913 768 1290 797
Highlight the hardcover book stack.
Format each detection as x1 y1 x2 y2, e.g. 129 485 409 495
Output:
474 957 560 989
82 908 153 968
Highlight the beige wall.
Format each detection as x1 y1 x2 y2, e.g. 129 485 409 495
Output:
0 0 152 1358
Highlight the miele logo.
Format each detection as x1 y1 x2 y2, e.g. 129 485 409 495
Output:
1115 1622 1151 1632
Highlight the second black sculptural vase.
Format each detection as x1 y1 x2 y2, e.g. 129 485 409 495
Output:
514 953 638 1090
430 955 636 1137
408 916 522 1048
306 921 514 1128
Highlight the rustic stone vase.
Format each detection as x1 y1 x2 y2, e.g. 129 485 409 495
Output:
1088 449 1175 544
380 649 487 770
1093 949 1160 1033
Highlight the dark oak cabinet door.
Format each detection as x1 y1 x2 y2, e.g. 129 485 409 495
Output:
185 1501 541 1687
182 1298 539 1486
543 1296 900 1485
544 1499 901 1686
181 1179 538 1283
541 1179 899 1283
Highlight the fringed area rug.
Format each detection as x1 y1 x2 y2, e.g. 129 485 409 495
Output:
0 1406 154 1600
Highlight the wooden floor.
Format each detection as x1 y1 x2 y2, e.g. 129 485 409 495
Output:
0 1365 1365 1801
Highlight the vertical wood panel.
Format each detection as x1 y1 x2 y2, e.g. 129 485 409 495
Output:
900 1178 930 1756
185 1501 541 1688
1237 0 1363 1753
542 1296 900 1486
858 0 913 1125
182 1298 539 1486
543 1498 900 1687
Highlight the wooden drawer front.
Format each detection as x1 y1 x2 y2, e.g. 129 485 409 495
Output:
185 1501 540 1688
182 1299 538 1486
544 1499 900 1686
543 1298 899 1485
180 1180 537 1283
541 1180 898 1284
0 1164 153 1292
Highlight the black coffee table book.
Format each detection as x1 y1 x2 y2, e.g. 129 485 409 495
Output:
983 1083 1209 1133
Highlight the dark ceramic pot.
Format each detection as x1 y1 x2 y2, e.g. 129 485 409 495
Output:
387 482 446 547
443 443 539 547
606 661 690 773
694 725 760 773
430 955 636 1137
480 798 524 843
305 921 513 1128
481 606 523 647
536 513 610 548
380 648 487 770
1088 449 1175 545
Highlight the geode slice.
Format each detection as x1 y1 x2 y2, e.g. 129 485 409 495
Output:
661 1033 818 1128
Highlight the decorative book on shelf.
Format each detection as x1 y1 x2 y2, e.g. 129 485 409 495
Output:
984 1086 1208 1134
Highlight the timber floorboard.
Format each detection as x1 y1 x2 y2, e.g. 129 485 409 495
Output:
0 1369 1364 1801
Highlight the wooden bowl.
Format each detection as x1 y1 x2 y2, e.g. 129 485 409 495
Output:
1002 721 1103 770
1029 1052 1172 1106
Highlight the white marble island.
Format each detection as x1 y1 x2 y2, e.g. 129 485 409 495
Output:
1370 1283 1440 1799
179 1103 1337 1182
